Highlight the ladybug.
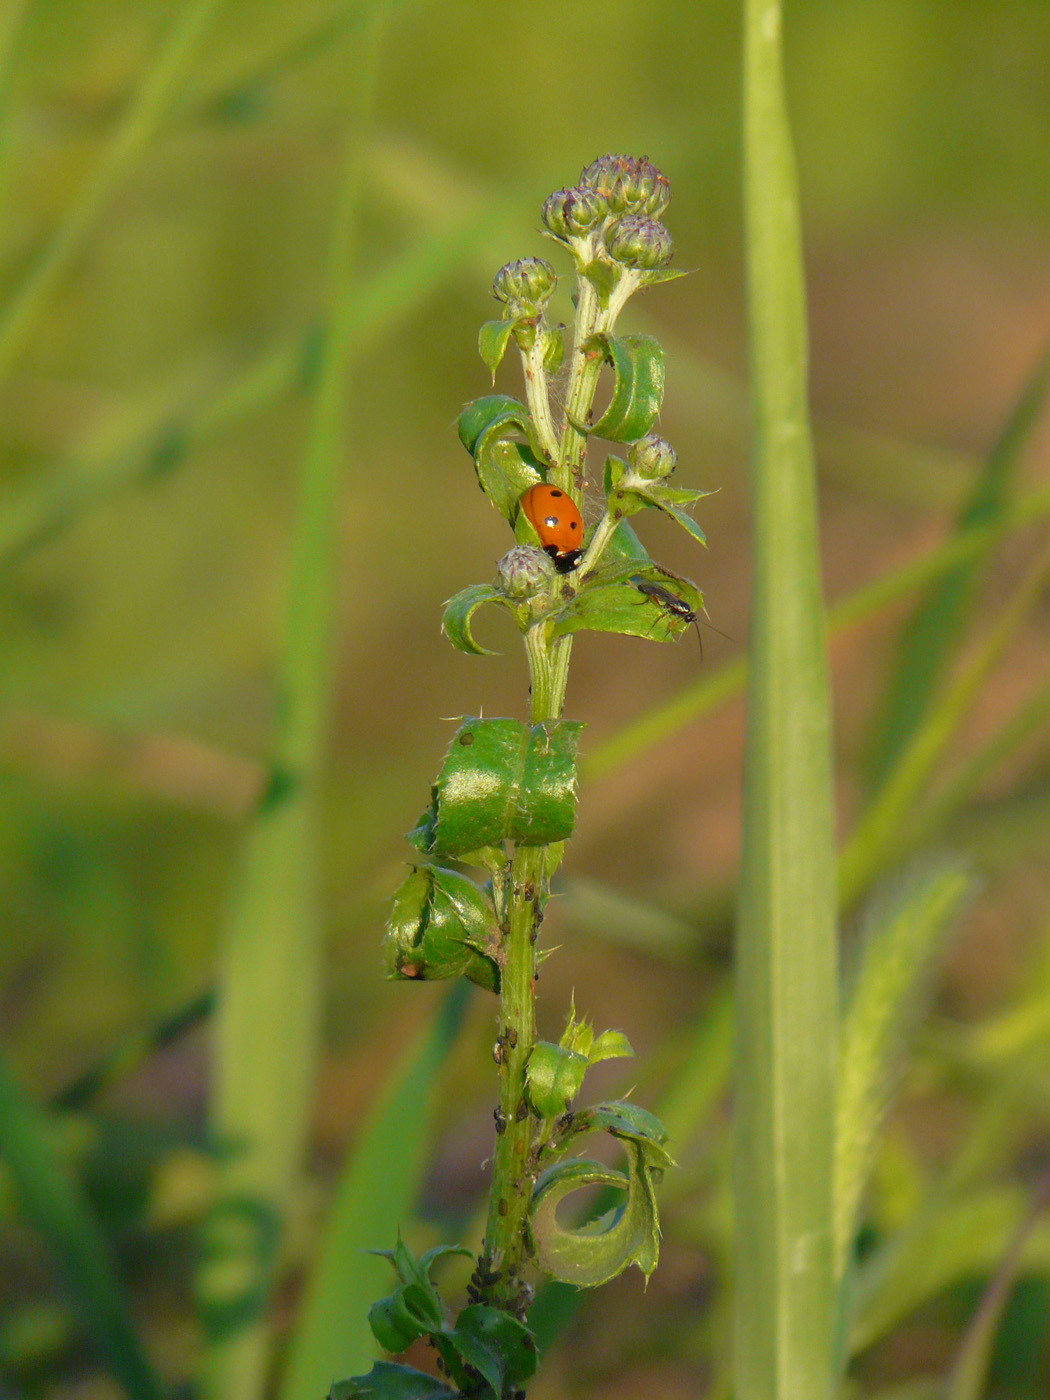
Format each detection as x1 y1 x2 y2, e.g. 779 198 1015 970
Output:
519 483 584 573
631 575 704 655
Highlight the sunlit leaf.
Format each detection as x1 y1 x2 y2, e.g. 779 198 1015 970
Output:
478 320 516 379
529 1139 662 1286
415 718 583 857
582 333 664 442
441 583 519 656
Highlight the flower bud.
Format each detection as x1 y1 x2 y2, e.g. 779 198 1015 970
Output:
496 544 556 598
628 433 677 480
492 257 557 314
579 154 670 217
604 215 674 269
541 186 606 241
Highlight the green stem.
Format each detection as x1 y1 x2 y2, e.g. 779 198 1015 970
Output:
520 334 559 463
556 274 603 500
480 840 544 1310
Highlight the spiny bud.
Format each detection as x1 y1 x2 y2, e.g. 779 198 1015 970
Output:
540 186 606 242
579 154 670 217
604 215 674 269
496 545 555 599
492 257 557 314
628 434 677 480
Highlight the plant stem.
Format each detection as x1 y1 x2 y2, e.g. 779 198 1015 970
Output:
556 274 604 500
480 242 629 1314
520 335 560 464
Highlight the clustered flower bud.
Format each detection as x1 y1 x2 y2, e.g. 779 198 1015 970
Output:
628 433 677 481
579 154 670 218
496 544 556 598
604 215 674 270
492 257 557 315
540 186 606 242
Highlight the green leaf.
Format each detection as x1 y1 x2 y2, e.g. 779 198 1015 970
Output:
478 320 516 379
594 518 651 573
529 1139 662 1287
640 267 689 286
457 394 546 520
602 454 627 494
384 866 500 990
650 498 707 545
526 1042 589 1117
366 1238 473 1354
425 718 584 856
441 584 519 656
443 1305 538 1396
330 1362 458 1399
558 1100 674 1174
586 1030 634 1064
583 333 665 442
864 345 1050 793
457 394 527 454
735 0 839 1393
605 477 710 543
549 571 702 645
0 1055 165 1400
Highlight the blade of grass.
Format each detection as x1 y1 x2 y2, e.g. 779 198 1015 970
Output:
849 1185 1050 1357
0 0 224 386
581 478 1050 781
840 535 1050 909
835 861 975 1280
946 1162 1050 1400
0 1052 164 1400
865 345 1050 792
199 14 387 1400
906 681 1050 854
735 5 838 1399
278 984 470 1400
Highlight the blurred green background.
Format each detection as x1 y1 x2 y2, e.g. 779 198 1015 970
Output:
1 1 1049 1397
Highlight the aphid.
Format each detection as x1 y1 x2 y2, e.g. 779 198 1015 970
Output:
631 574 703 654
519 483 584 573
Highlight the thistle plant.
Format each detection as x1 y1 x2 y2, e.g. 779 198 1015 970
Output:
332 155 709 1400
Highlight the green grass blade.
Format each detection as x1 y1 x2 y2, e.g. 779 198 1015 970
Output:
735 4 838 1398
580 479 1050 781
279 984 470 1400
0 1053 164 1400
0 0 224 386
850 1185 1050 1357
835 861 975 1280
840 536 1050 909
946 1165 1050 1400
865 345 1050 792
199 15 387 1400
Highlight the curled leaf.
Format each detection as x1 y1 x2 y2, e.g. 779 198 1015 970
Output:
385 866 500 991
457 395 546 519
529 1139 662 1287
412 718 583 858
578 333 665 443
441 584 521 656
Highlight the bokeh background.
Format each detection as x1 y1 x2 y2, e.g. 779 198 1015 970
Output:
2 1 1049 1397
